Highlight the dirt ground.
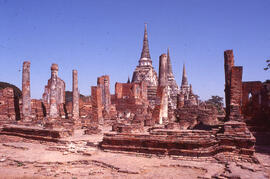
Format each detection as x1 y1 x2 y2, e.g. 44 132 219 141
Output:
0 129 269 179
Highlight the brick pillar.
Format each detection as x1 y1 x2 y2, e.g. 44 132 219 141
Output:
155 53 169 124
22 61 31 120
153 86 168 124
115 83 123 99
229 66 243 120
158 54 168 86
49 64 59 118
72 70 79 120
224 50 235 119
91 86 103 123
224 50 243 121
97 75 111 113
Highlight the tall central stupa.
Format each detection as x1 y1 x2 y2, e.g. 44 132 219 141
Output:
132 24 158 104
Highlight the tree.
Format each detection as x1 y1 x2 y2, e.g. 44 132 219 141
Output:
264 59 270 71
205 95 224 114
206 95 224 107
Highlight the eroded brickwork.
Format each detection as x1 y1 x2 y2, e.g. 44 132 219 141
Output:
113 82 148 113
152 86 168 124
229 66 243 120
0 88 17 122
242 80 270 130
224 50 243 121
30 99 45 121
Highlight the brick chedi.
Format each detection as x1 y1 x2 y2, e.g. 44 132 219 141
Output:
187 84 198 106
22 61 32 120
177 64 198 107
72 70 79 120
42 64 66 118
181 64 189 95
132 24 158 106
166 49 179 109
97 75 111 113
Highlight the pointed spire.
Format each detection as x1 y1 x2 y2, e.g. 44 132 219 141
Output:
167 48 173 75
181 64 188 87
127 76 130 83
140 23 151 59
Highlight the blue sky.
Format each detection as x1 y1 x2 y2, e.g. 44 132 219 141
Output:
0 0 269 100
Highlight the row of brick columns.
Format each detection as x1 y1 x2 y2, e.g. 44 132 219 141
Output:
21 61 79 121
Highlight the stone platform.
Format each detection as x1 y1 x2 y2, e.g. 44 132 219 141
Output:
101 122 256 160
0 124 73 142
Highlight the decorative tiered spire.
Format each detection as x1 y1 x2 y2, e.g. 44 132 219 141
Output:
167 48 173 75
181 64 188 87
140 23 151 60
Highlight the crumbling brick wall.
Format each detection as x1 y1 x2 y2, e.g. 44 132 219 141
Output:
30 99 45 121
0 87 19 122
113 82 148 113
224 50 270 130
242 81 262 120
242 80 270 128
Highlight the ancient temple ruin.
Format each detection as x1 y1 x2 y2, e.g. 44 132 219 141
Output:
0 26 269 177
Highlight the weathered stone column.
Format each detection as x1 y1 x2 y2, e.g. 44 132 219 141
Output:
72 70 79 120
22 61 31 120
158 54 168 86
49 64 59 118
